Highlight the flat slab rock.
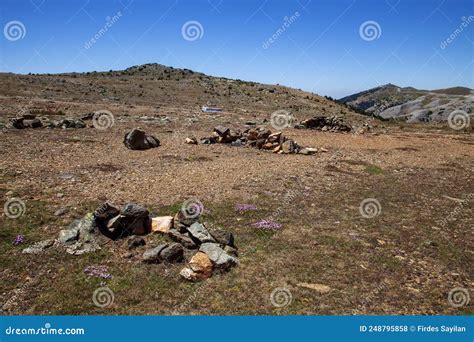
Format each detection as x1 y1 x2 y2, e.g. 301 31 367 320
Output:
187 222 215 244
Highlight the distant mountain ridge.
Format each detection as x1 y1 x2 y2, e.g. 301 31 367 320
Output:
339 84 473 123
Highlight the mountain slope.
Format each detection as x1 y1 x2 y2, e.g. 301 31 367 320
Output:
339 84 473 122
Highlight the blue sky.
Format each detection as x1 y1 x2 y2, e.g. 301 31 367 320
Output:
0 0 473 98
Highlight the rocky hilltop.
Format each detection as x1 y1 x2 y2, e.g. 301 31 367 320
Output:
0 63 366 128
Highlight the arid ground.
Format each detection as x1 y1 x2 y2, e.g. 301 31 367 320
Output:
0 66 473 315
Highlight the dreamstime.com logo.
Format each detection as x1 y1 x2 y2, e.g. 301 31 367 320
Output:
270 109 294 130
359 20 382 41
181 21 204 41
4 323 85 336
92 110 115 130
4 20 26 41
270 287 292 308
448 110 471 130
92 287 114 308
359 198 382 218
448 287 470 308
3 198 26 219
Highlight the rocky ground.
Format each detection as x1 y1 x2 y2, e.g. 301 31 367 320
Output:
0 66 473 315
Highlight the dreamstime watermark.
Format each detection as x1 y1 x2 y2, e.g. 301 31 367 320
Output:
84 12 122 50
439 193 473 228
440 16 474 49
181 21 204 41
262 12 300 49
270 287 292 307
92 287 114 308
359 198 382 218
360 280 388 310
4 323 85 336
270 109 294 130
359 20 382 41
4 20 26 41
3 198 26 219
173 281 208 315
92 110 115 130
447 110 471 130
448 287 470 308
181 198 204 220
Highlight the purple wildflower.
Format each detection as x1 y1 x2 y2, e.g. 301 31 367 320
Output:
235 203 258 213
84 265 112 279
13 234 25 245
252 219 282 230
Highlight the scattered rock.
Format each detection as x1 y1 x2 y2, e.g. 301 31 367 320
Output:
281 139 299 154
295 116 351 132
54 207 70 216
151 216 173 234
168 229 198 249
8 118 25 129
66 241 100 256
123 128 160 150
179 267 200 281
128 236 146 249
159 243 184 263
188 252 213 278
97 203 150 239
224 245 238 257
298 147 318 155
185 137 198 145
22 239 55 254
199 242 239 271
210 230 235 248
58 228 79 244
23 118 43 128
296 282 331 294
142 244 168 263
187 222 215 244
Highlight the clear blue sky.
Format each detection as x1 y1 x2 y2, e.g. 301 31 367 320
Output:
0 0 473 98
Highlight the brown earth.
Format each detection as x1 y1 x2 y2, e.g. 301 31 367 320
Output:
0 65 472 315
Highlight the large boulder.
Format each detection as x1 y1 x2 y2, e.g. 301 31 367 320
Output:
123 128 160 150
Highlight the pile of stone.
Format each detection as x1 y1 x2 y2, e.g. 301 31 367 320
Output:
295 115 352 132
22 200 239 281
7 114 87 129
92 201 239 281
123 128 160 150
199 125 317 155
